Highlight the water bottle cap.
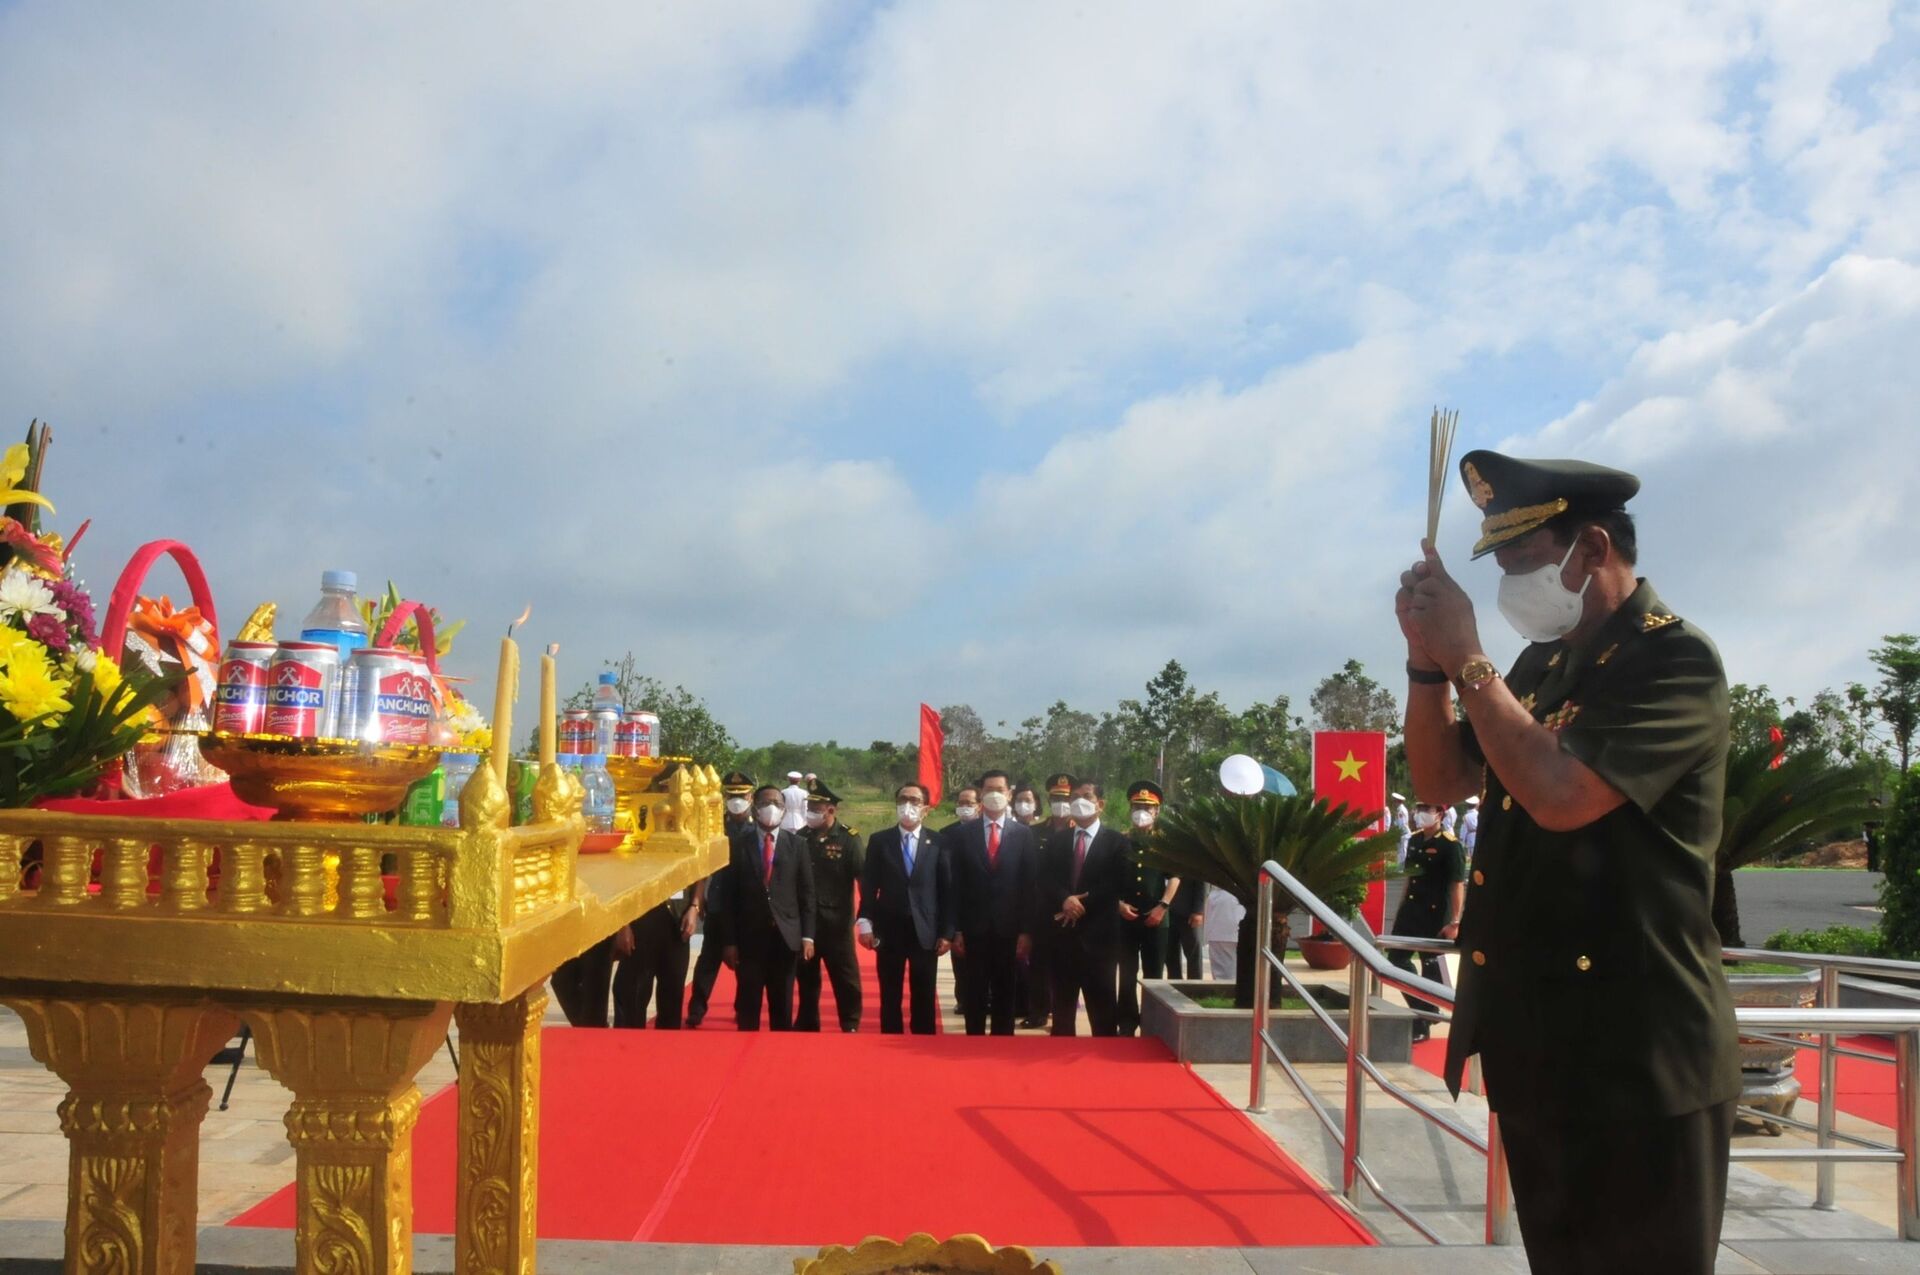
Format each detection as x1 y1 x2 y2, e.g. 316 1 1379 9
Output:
597 672 617 685
321 569 357 591
586 753 606 766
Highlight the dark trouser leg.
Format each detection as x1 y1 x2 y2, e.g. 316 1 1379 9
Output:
611 936 654 1030
794 947 824 1032
653 917 690 1029
1049 940 1080 1037
1498 1098 1735 1275
1389 904 1441 1019
907 943 939 1035
1024 937 1052 1025
734 934 768 1032
1166 913 1200 979
951 947 972 1024
1117 926 1145 1036
552 938 614 1027
687 924 725 1024
821 925 862 1031
985 939 1019 1036
876 940 907 1034
763 941 798 1031
1083 942 1120 1037
960 946 989 1035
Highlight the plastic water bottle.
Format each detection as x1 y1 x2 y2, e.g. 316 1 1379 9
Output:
590 672 622 755
441 752 479 827
581 753 616 833
299 570 368 731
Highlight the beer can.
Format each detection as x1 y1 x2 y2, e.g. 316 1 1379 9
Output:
264 641 341 738
211 640 277 734
561 709 592 755
628 710 661 758
613 714 639 758
349 647 434 744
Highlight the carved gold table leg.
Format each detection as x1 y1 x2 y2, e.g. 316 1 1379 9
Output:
453 989 547 1275
245 1000 453 1275
0 994 240 1275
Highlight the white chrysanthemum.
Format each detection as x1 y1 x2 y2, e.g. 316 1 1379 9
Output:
72 647 97 674
0 566 59 623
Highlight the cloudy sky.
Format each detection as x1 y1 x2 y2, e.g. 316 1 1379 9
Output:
3 2 1916 746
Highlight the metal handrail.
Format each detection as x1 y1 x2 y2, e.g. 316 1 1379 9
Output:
1248 859 1920 1246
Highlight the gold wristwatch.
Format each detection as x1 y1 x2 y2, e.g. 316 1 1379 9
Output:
1456 657 1500 693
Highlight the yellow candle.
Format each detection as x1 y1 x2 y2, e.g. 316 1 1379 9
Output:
539 653 557 767
491 636 518 782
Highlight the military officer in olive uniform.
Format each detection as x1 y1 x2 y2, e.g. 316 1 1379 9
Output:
1399 450 1740 1274
795 778 866 1032
1387 799 1466 1042
1116 781 1181 1036
686 770 755 1027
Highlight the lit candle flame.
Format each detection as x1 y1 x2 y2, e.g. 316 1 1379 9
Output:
507 603 532 636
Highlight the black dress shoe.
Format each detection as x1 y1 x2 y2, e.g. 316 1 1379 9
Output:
1018 1017 1047 1029
685 1013 704 1028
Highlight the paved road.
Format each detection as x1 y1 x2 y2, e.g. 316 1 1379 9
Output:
1375 868 1883 946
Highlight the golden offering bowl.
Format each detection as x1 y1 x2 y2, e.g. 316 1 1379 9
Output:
200 732 441 822
603 754 671 790
795 1234 1060 1275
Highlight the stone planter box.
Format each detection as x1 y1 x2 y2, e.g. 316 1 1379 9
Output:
1141 978 1415 1065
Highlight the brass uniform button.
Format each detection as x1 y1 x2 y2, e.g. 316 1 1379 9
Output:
1472 870 1485 885
1502 796 1513 811
1575 955 1592 972
1471 950 1486 966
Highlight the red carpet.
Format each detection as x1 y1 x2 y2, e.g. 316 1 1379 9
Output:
231 1030 1370 1248
687 941 942 1032
1410 1034 1901 1129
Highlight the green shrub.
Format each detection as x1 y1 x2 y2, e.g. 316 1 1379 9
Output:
1763 924 1887 958
1880 769 1920 960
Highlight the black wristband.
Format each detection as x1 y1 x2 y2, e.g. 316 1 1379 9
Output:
1406 662 1450 685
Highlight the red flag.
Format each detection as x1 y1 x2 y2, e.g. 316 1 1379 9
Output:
1769 724 1785 770
917 703 944 807
1312 730 1390 932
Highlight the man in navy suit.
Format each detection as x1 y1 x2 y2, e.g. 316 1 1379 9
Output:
858 782 954 1034
1040 778 1128 1036
722 784 816 1030
949 769 1039 1035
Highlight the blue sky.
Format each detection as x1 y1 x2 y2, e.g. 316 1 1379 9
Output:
2 1 1917 747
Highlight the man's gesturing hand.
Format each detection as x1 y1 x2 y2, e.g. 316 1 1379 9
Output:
1403 542 1482 676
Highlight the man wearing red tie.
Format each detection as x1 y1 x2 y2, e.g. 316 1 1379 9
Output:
949 770 1039 1035
1041 779 1128 1036
722 784 816 1030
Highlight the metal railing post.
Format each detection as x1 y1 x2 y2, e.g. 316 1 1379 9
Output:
1486 1111 1513 1245
1899 1028 1918 1241
1249 873 1272 1113
1817 966 1839 1209
1343 939 1369 1200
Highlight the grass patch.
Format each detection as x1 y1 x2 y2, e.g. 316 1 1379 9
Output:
1725 961 1812 976
1192 993 1315 1011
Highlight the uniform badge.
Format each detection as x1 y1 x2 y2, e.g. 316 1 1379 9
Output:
1519 691 1537 713
1595 643 1619 666
1547 651 1562 668
1641 613 1679 632
1464 461 1495 510
1542 702 1582 732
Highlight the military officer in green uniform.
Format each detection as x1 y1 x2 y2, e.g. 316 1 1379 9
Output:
1398 450 1740 1273
1387 799 1467 1042
796 778 866 1032
1116 781 1181 1037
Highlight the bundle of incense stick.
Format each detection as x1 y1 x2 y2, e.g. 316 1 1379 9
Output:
1426 406 1460 545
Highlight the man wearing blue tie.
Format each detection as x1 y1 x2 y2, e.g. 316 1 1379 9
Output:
858 783 954 1034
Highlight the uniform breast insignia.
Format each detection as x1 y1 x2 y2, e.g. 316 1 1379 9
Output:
1546 651 1563 668
1595 643 1619 666
1464 461 1495 510
1641 613 1679 632
1519 691 1538 713
1542 702 1582 732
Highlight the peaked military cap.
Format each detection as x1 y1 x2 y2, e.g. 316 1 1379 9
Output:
721 770 756 795
1045 772 1076 797
1127 780 1163 806
1458 449 1640 559
806 778 842 805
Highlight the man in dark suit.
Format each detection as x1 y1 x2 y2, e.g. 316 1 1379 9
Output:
858 782 953 1034
1040 779 1128 1036
685 770 754 1027
949 769 1039 1035
937 783 980 1012
722 784 816 1031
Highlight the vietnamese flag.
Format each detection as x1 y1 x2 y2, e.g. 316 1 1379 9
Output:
917 704 944 807
1312 730 1390 932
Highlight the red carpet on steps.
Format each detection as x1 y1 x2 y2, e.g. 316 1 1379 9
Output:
230 1030 1370 1248
1411 1034 1900 1128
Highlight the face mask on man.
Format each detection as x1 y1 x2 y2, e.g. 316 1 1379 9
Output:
1070 797 1098 821
725 796 750 816
1414 809 1438 831
1014 798 1037 818
1050 800 1072 818
804 810 826 829
981 790 1010 814
1497 539 1591 643
755 803 783 829
897 802 924 827
955 804 980 821
1131 809 1155 829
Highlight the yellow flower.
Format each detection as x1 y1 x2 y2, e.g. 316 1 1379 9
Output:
0 443 53 513
0 639 73 727
0 624 34 668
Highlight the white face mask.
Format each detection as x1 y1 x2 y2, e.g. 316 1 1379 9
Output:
1131 809 1155 829
897 802 924 827
1050 800 1072 818
1070 797 1098 820
1013 799 1037 818
955 804 980 821
804 810 826 829
755 803 783 828
1497 540 1591 643
980 790 1010 814
1414 810 1438 830
725 796 750 816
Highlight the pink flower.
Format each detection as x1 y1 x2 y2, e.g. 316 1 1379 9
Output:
49 578 95 645
26 611 69 652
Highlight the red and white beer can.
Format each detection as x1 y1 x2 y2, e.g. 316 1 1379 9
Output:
264 641 341 738
349 647 434 744
211 640 277 734
628 710 660 758
561 709 592 755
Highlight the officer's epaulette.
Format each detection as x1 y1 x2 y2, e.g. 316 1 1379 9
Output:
1640 611 1681 633
842 825 858 836
1438 830 1458 841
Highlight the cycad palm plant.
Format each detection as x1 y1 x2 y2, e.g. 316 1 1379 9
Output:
1714 742 1878 949
1143 792 1398 1006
